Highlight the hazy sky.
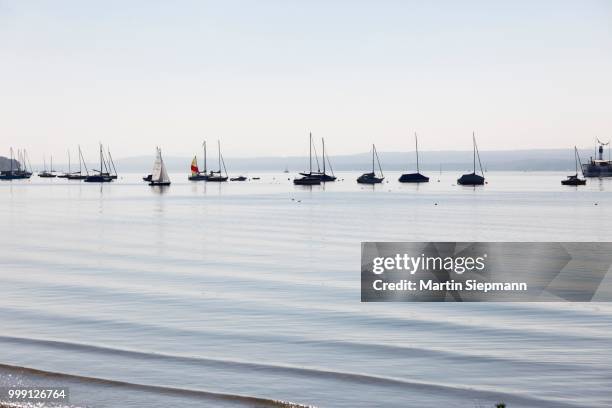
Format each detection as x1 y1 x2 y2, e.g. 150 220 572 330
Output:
1 0 611 161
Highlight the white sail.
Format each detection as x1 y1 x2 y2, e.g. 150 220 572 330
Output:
159 153 170 183
151 148 162 181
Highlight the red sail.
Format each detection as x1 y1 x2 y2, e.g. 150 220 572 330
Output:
190 156 199 175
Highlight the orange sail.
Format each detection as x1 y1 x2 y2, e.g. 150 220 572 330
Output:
190 156 199 175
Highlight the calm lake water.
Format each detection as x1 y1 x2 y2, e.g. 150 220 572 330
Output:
1 172 611 408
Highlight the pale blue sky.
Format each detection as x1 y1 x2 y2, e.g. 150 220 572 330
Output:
1 0 611 160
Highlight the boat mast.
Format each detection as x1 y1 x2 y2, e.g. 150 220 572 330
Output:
10 147 13 173
309 132 312 174
415 132 420 173
78 145 89 175
574 146 579 175
325 146 335 177
107 148 117 176
472 132 476 174
573 147 578 174
372 144 375 173
220 146 228 177
575 146 585 177
312 136 321 172
203 140 207 173
474 133 484 176
159 147 165 182
375 145 383 177
68 149 71 173
322 138 326 175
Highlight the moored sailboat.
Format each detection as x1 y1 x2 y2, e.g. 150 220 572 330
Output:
562 146 586 186
149 147 171 186
294 132 321 185
207 140 228 182
38 155 57 178
84 144 113 182
58 149 73 178
188 141 209 181
357 144 384 184
399 133 429 183
457 132 485 186
66 145 89 180
14 149 33 178
0 148 31 180
299 136 336 182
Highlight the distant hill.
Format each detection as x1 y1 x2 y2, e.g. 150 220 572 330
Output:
0 156 21 171
109 148 596 173
14 148 600 174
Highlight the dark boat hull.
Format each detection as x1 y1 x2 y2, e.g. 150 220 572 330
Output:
294 177 321 185
299 172 336 182
149 181 171 186
84 175 113 183
188 174 209 181
95 172 117 179
561 180 586 186
561 175 586 186
319 174 336 182
0 171 31 180
38 173 57 178
582 162 612 177
230 176 247 181
357 173 384 184
457 173 485 186
399 172 429 183
207 176 228 182
66 174 87 180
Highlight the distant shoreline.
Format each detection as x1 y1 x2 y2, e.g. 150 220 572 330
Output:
1 147 603 173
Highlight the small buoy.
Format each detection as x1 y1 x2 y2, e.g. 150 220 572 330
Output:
297 200 301 203
434 203 438 206
595 202 598 206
